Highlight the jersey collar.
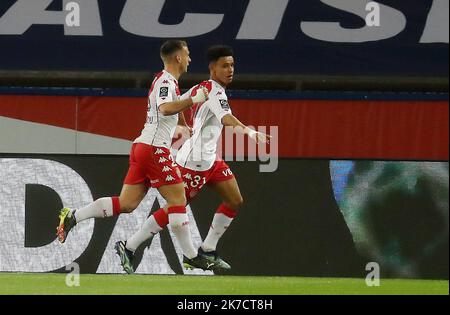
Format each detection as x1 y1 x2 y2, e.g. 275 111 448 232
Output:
210 79 226 91
163 70 178 84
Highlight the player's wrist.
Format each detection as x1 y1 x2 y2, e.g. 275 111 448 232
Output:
191 93 204 104
247 128 257 139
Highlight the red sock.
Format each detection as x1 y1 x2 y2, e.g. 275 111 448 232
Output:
168 206 187 214
112 196 121 216
217 203 238 218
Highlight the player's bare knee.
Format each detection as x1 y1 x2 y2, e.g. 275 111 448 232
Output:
120 205 134 213
180 196 187 207
227 196 244 211
119 200 139 213
167 196 187 208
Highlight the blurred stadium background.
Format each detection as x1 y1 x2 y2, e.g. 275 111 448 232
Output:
0 0 448 294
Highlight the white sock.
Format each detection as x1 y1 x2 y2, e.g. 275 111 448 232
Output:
126 215 163 252
169 213 197 259
202 213 234 252
74 197 115 223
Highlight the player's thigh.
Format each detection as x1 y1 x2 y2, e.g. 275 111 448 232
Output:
158 183 187 207
208 177 243 209
119 183 148 212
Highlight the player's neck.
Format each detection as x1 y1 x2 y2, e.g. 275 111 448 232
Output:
163 65 181 81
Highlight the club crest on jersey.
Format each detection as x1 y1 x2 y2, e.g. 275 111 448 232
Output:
159 87 169 97
219 99 230 110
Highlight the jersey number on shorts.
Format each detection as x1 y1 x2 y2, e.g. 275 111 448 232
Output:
189 175 206 188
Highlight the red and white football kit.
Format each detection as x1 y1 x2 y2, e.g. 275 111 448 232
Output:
124 70 183 188
176 80 235 202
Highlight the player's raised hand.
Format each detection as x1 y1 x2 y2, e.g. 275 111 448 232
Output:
249 129 272 144
255 131 272 144
191 87 209 104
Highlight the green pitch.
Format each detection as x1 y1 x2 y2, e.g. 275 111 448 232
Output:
0 273 447 295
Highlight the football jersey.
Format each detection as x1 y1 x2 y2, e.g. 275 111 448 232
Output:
134 70 180 149
176 80 232 171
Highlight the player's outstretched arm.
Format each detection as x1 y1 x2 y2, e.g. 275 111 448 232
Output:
221 114 271 144
160 87 209 116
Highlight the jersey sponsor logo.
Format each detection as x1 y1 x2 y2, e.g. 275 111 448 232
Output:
162 166 172 172
219 99 230 110
222 169 233 177
159 157 168 163
165 175 175 182
159 87 169 98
